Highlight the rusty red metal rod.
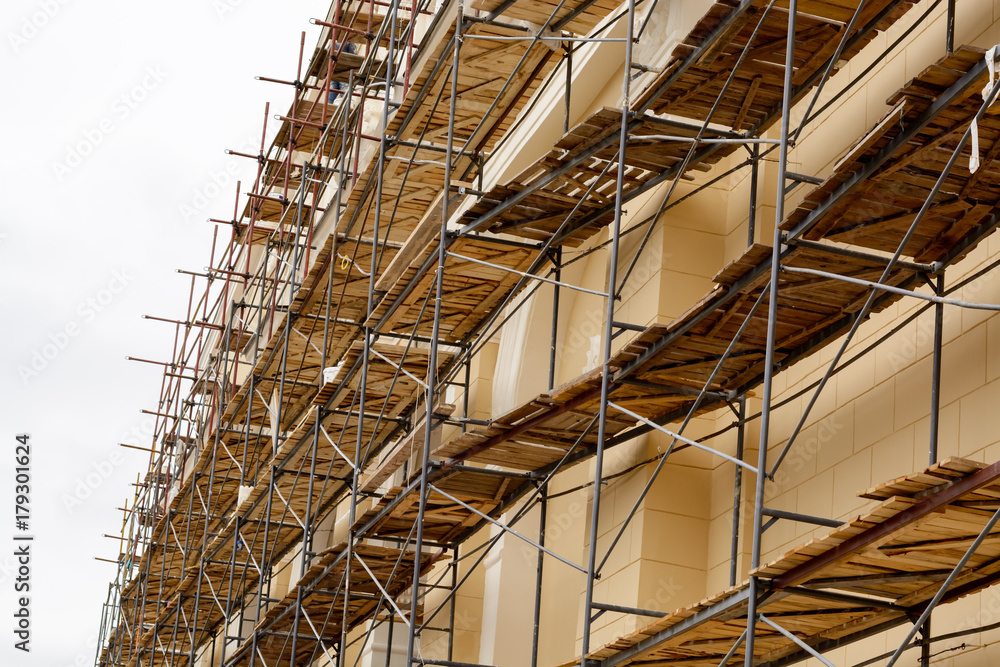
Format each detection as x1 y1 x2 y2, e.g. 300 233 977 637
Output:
142 315 224 332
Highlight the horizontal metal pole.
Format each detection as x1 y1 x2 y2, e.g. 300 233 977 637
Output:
784 586 904 611
786 171 824 185
431 462 542 480
761 507 842 528
591 602 667 618
618 377 729 401
462 34 627 42
783 265 1000 310
446 252 608 298
608 402 758 474
788 239 935 273
414 660 498 667
629 135 781 145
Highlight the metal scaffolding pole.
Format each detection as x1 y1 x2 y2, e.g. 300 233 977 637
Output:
580 0 635 661
744 2 796 664
406 2 462 664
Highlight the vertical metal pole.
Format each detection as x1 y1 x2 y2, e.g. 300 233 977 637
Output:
407 4 461 664
288 586 304 667
564 46 572 135
580 1 634 662
252 466 276 665
920 618 931 667
385 614 396 667
192 409 222 665
729 396 746 587
531 486 548 667
341 352 368 667
340 70 355 201
349 5 402 664
448 549 458 662
929 274 944 464
462 357 471 432
946 0 955 53
549 249 561 391
301 408 321 575
745 4 796 665
747 144 759 247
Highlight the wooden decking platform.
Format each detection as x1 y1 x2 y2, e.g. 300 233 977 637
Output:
460 0 916 247
570 458 1000 666
434 45 1000 489
225 544 434 666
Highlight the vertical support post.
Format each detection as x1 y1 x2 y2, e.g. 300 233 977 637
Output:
463 357 472 432
407 3 462 664
745 3 796 665
580 0 635 663
342 305 371 666
531 485 548 667
564 45 573 135
946 0 955 54
747 144 759 247
251 466 276 666
350 7 402 665
920 617 931 667
549 248 561 391
289 586 304 667
730 396 746 587
448 548 458 662
385 613 396 667
929 273 944 464
300 407 321 575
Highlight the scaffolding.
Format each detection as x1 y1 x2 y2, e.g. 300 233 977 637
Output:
92 0 1000 666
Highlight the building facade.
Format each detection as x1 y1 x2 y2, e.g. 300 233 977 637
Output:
95 1 1000 667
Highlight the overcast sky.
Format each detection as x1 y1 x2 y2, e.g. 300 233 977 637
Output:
0 2 326 664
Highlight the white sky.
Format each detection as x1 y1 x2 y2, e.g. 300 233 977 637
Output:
0 1 327 664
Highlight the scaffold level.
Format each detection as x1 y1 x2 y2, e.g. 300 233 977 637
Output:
571 458 1000 667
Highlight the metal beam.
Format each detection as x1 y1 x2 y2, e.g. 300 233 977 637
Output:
773 460 1000 588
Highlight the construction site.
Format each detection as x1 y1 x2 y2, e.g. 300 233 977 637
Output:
91 0 1000 666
